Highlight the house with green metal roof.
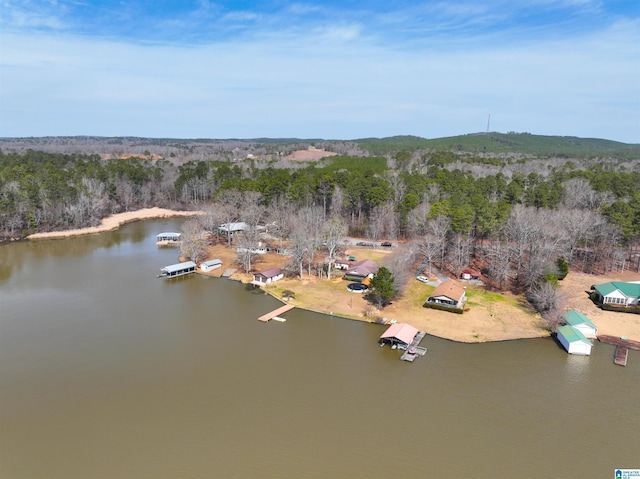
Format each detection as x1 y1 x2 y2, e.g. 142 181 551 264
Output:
593 281 640 308
557 325 593 355
564 310 597 338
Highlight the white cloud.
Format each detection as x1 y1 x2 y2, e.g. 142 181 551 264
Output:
0 14 638 141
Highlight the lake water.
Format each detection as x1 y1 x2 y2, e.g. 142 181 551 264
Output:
1 219 638 478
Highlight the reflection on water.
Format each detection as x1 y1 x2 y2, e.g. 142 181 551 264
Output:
1 219 638 479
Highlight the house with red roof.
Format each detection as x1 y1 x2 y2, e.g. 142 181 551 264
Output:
253 267 283 285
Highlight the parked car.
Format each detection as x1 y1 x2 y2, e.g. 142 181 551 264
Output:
381 241 392 247
416 275 429 283
356 241 374 247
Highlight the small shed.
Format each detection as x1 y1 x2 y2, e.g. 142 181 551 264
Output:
253 267 283 284
379 323 419 350
201 259 222 272
557 325 593 355
334 258 351 270
461 268 481 280
564 310 597 338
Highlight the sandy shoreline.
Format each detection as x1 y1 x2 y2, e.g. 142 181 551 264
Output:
27 208 203 240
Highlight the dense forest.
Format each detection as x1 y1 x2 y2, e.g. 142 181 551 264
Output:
1 134 639 315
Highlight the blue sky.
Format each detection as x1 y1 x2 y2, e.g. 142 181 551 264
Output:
1 1 639 142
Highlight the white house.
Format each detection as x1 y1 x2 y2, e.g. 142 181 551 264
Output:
592 281 640 308
564 310 597 339
557 325 593 355
236 242 270 255
253 268 283 284
218 222 266 235
200 259 222 272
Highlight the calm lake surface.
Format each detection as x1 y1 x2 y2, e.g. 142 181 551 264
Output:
1 219 638 478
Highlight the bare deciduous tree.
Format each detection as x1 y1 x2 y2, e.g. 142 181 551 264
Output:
528 280 565 325
180 218 208 264
323 216 347 280
235 191 266 274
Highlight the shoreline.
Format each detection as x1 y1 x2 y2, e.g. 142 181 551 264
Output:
255 284 550 344
26 208 203 240
26 213 639 344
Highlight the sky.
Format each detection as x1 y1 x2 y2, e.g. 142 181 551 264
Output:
1 1 639 142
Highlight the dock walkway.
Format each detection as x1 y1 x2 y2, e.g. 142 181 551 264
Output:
597 335 640 367
400 332 427 362
258 304 295 322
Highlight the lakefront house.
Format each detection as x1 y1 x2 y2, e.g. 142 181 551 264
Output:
592 281 640 308
425 280 467 311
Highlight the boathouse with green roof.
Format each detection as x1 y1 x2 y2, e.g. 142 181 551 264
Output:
564 310 597 338
592 282 640 308
557 325 593 355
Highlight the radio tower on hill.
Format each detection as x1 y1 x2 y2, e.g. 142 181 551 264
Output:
486 114 491 134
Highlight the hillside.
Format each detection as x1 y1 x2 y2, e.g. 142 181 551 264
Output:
354 133 640 159
1 133 639 161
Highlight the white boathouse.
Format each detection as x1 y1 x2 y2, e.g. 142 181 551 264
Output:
156 232 181 243
160 261 197 278
557 325 593 355
201 259 223 272
564 310 597 339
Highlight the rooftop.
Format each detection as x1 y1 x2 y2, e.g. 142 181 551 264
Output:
256 267 282 278
564 310 596 329
594 281 640 298
557 325 593 345
380 323 419 345
429 280 466 301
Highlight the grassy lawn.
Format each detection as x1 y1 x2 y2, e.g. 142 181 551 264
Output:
263 276 369 320
466 284 537 313
464 285 510 306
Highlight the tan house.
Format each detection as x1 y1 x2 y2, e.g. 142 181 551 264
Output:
425 280 467 309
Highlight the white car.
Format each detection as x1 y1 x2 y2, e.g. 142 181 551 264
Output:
416 276 429 283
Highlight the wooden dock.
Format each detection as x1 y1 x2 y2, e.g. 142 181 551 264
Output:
614 347 629 366
258 304 295 322
597 335 640 367
400 332 427 362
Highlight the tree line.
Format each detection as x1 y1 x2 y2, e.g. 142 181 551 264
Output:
1 149 639 309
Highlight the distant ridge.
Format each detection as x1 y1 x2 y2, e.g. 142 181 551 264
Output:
353 133 640 158
1 132 639 159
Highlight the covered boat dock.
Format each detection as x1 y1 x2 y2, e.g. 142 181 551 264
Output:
379 323 427 362
159 261 197 278
156 232 182 245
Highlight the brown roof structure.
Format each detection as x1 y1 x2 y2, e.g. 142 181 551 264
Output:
346 259 379 278
429 280 466 302
255 267 282 279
